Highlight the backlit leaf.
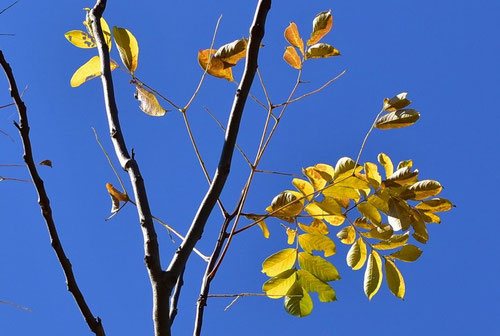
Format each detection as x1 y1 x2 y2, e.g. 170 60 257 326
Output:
106 182 128 213
70 56 118 87
307 10 333 46
385 259 405 299
385 166 419 187
353 217 374 230
266 190 304 222
283 46 302 69
397 160 413 170
383 92 411 112
65 30 96 48
134 84 167 117
367 192 390 214
312 163 335 182
364 250 383 300
101 17 112 51
419 210 441 224
214 38 248 67
323 185 360 203
364 162 381 188
284 22 304 55
387 198 413 231
375 109 420 130
263 269 296 298
298 233 336 257
286 228 297 245
305 201 345 226
415 198 453 212
372 232 409 250
262 248 297 277
361 225 393 240
378 153 394 178
357 202 382 226
402 180 443 200
197 49 234 81
298 219 329 235
298 252 340 282
245 214 270 238
412 219 429 244
347 238 367 270
292 178 314 201
285 281 313 317
306 43 340 59
334 157 361 181
113 26 139 74
297 269 336 302
337 226 356 244
303 166 327 191
389 244 423 262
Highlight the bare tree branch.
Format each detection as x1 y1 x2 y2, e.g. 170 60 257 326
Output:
89 2 170 335
0 50 106 336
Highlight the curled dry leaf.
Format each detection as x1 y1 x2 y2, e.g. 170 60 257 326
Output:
134 84 167 117
105 183 129 214
197 49 234 82
214 38 248 67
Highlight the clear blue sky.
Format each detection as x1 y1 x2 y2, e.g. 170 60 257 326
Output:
1 1 499 335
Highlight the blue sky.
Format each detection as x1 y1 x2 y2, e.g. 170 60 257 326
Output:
1 0 499 335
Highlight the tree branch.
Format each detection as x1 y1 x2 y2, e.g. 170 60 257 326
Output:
89 2 169 335
0 50 105 336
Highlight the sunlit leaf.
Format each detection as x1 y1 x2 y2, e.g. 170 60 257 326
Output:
245 214 270 238
65 30 96 48
387 198 413 231
372 232 409 250
298 252 340 282
389 244 423 262
106 182 128 213
214 38 248 67
385 166 419 187
197 49 234 81
292 178 314 201
353 217 374 230
284 22 304 55
303 166 327 191
385 259 405 299
364 250 383 300
334 157 361 181
263 269 296 299
70 56 118 87
402 180 443 200
266 190 304 222
298 233 336 257
367 191 390 214
397 160 413 170
285 281 313 317
100 17 113 51
361 225 393 240
323 185 360 203
419 210 442 224
286 228 297 245
337 226 356 244
375 109 420 130
134 84 167 117
305 200 345 226
298 219 329 235
306 43 340 59
307 10 333 46
347 237 367 270
378 153 394 178
412 219 429 243
297 269 336 302
357 202 382 226
415 198 454 212
383 92 411 112
312 163 334 182
283 46 302 70
113 26 139 74
364 162 381 188
262 248 297 277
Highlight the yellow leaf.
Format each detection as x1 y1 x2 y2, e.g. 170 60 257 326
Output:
389 244 423 262
415 198 454 212
262 248 297 277
353 217 374 230
402 180 443 200
283 46 302 70
298 233 336 257
266 190 304 222
346 237 367 270
419 210 441 224
397 160 413 170
357 202 382 226
364 250 383 300
387 197 413 231
285 281 313 317
333 157 359 181
101 17 113 51
113 26 139 74
284 22 304 55
375 109 420 130
298 219 329 235
336 226 356 244
385 166 419 187
372 232 409 250
364 162 381 188
263 269 296 299
214 38 248 67
383 92 411 112
303 166 327 191
361 225 393 240
65 30 96 48
298 252 340 282
305 201 345 226
307 10 333 46
306 43 340 59
292 178 314 201
70 56 118 87
385 259 405 299
378 153 394 178
367 191 390 214
313 163 335 182
245 214 270 238
297 269 337 302
323 185 360 204
286 228 297 245
412 219 429 244
134 84 167 117
197 49 234 82
106 182 128 214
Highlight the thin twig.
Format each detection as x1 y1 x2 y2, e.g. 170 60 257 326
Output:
0 299 31 312
0 1 18 16
0 50 106 336
254 169 300 177
0 176 30 182
354 107 385 168
92 127 127 192
133 77 182 111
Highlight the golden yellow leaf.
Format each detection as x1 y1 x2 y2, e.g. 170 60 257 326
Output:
383 92 411 112
361 225 393 240
65 30 96 48
337 226 356 244
353 217 374 230
298 219 329 235
106 182 129 213
375 109 420 130
303 166 327 191
357 202 382 226
389 245 422 262
364 162 381 188
70 56 118 88
283 46 302 70
292 178 314 201
378 153 394 178
197 49 234 82
113 26 139 74
214 38 248 67
385 166 419 187
372 233 409 250
402 180 443 200
307 10 333 46
286 228 297 245
297 269 337 302
364 250 383 300
298 233 336 257
245 214 270 238
134 84 167 117
306 43 340 59
263 269 296 298
313 163 335 182
415 198 454 212
284 22 304 55
385 259 405 299
346 237 367 270
262 248 297 277
266 190 304 222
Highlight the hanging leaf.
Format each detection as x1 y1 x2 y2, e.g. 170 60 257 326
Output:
297 269 336 302
419 210 442 224
197 49 234 81
375 109 420 130
306 43 340 59
307 10 333 46
283 46 302 70
266 190 304 222
383 92 411 112
372 232 409 250
389 244 423 262
285 281 313 317
387 197 413 231
286 228 297 245
385 259 405 299
298 219 329 235
65 30 96 48
284 22 304 55
412 219 429 243
292 178 314 201
70 56 118 87
346 238 367 270
337 226 356 245
401 180 443 200
298 233 336 257
214 38 248 67
113 26 139 74
378 153 394 178
39 159 53 168
263 269 297 299
106 182 128 214
245 214 270 238
262 248 297 277
134 84 167 117
415 198 454 212
364 250 383 300
357 202 382 226
364 162 381 188
298 252 340 282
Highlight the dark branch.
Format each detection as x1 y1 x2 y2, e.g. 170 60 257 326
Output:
89 1 169 335
0 50 105 335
